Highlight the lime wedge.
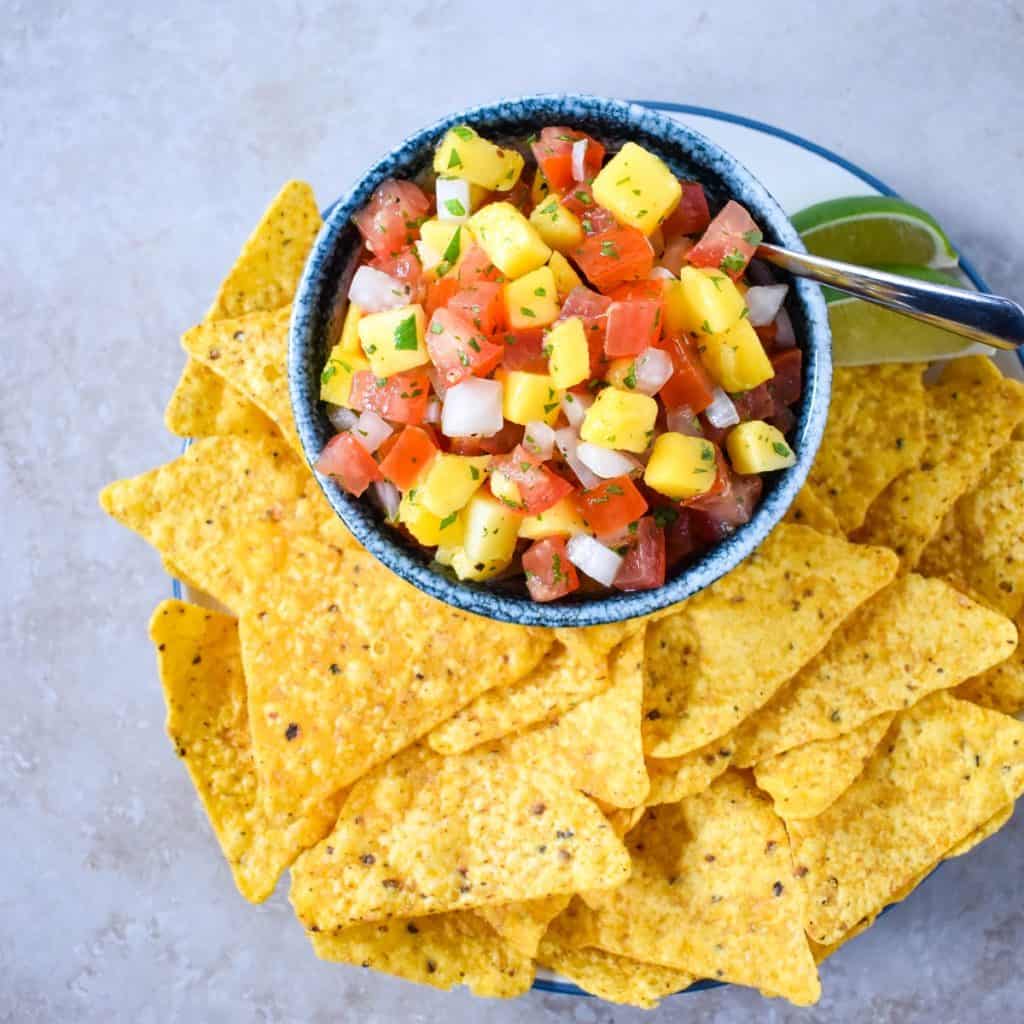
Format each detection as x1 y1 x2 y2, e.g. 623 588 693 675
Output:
792 196 959 269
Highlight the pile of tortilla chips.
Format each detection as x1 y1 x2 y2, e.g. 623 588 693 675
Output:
101 182 1024 1009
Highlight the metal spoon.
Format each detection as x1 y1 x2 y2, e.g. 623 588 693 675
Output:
756 244 1024 351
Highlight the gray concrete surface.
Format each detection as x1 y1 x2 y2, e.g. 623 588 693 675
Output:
3 1 1023 1021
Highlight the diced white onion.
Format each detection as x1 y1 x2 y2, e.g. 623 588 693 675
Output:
567 534 624 587
436 177 471 223
577 442 641 479
632 348 674 396
649 266 676 280
571 138 588 182
666 404 702 436
350 410 393 453
774 307 796 348
441 378 504 438
326 404 358 432
523 421 555 460
554 428 602 489
745 285 789 327
348 265 411 313
371 480 401 521
415 238 442 273
704 387 740 429
424 396 442 424
560 391 593 430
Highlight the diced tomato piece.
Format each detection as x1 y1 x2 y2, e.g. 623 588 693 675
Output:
426 308 503 387
580 205 619 236
731 382 775 422
448 282 506 337
378 426 439 490
656 335 716 413
447 420 524 455
370 245 425 302
575 475 649 535
661 181 711 238
491 445 574 515
613 516 666 591
531 128 606 193
608 280 664 305
457 245 504 286
687 200 761 280
573 227 655 293
689 465 763 542
315 432 383 497
769 348 803 408
353 179 431 259
561 286 612 320
425 274 459 317
659 236 694 276
502 327 549 373
522 536 580 602
605 299 662 358
769 404 797 436
350 368 431 425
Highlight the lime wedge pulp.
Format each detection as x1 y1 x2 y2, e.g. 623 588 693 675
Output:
792 196 959 269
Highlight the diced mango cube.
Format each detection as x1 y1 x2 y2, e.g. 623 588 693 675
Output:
338 302 364 355
518 496 589 540
674 267 747 335
644 432 718 499
419 220 474 273
320 347 370 407
529 195 584 253
698 317 775 393
548 251 583 300
416 453 490 518
398 491 466 547
469 202 551 279
497 369 563 426
462 491 522 569
591 142 682 235
358 304 429 378
505 266 560 329
450 548 504 581
489 470 523 510
545 317 590 389
434 125 524 191
580 388 658 453
726 420 796 474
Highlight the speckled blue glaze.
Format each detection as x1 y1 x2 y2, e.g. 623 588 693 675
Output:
290 94 831 627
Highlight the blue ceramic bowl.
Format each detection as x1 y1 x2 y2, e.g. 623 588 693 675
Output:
290 94 831 627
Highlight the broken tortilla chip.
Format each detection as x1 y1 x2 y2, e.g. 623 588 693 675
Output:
642 524 899 757
474 894 571 958
149 599 341 901
165 361 280 441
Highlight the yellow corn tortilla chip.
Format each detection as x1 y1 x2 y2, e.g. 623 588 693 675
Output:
181 306 300 454
309 911 534 998
645 742 734 806
474 894 570 958
855 357 1024 569
918 441 1024 620
946 803 1014 858
753 714 894 820
581 772 820 1004
165 361 281 441
427 641 610 755
731 575 1018 766
808 363 927 534
784 484 843 535
537 901 695 1009
289 744 630 931
99 436 309 609
149 600 341 901
643 524 899 757
232 530 550 816
789 692 1024 945
494 631 649 808
955 625 1024 714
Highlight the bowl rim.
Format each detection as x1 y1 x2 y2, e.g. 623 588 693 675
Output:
289 92 831 627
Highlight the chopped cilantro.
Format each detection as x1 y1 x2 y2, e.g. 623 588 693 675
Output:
623 362 638 390
605 484 624 497
739 306 750 319
551 552 564 582
709 275 725 291
701 444 714 461
469 466 481 481
452 125 474 140
320 363 338 385
430 321 444 334
441 227 462 265
448 149 462 169
468 338 481 352
520 306 536 318
439 512 458 529
772 441 792 458
719 248 746 274
574 190 593 205
600 240 619 259
742 228 763 245
534 287 546 297
653 506 678 528
700 319 713 334
393 314 419 351
443 198 466 217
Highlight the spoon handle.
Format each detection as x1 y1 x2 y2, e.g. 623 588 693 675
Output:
756 243 1024 351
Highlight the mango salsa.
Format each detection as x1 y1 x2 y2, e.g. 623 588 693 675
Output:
726 420 797 473
580 388 658 453
529 195 585 253
548 251 583 300
398 491 466 547
591 142 682 235
545 317 590 389
673 267 747 335
497 369 563 426
461 491 522 569
358 304 429 378
698 317 775 393
434 125 524 191
416 453 491 518
518 495 588 540
505 266 561 330
419 220 474 272
644 432 718 499
469 202 551 279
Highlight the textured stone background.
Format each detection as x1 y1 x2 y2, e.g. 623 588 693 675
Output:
3 1 1023 1021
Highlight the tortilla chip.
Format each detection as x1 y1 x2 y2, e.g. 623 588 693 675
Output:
428 641 611 755
603 805 646 837
955 627 1024 714
149 600 341 901
731 575 1018 766
165 361 281 441
784 484 843 535
232 530 550 816
289 744 630 930
856 357 1024 569
581 772 821 1005
808 363 927 533
642 524 899 757
788 692 1024 945
918 442 1024 619
645 743 734 806
309 911 534 998
99 436 309 609
537 901 695 1009
474 894 570 957
753 714 894 820
181 306 300 453
946 803 1014 858
495 631 649 808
